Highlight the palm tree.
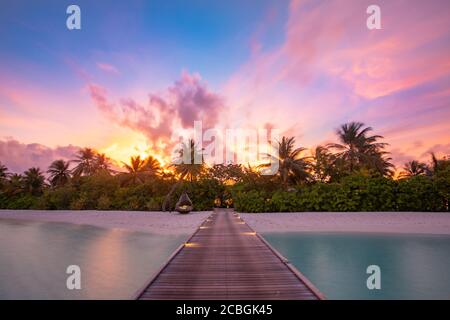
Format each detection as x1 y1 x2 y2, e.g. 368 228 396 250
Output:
121 155 160 185
370 152 395 177
311 146 337 182
0 162 8 178
328 122 391 175
0 162 9 187
23 167 46 195
163 140 204 211
121 155 147 185
72 147 97 177
6 173 24 196
47 160 71 187
399 160 429 179
172 139 205 182
143 155 161 175
94 153 113 174
430 152 450 175
260 136 310 185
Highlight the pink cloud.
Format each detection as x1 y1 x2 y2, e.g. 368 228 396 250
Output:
88 71 224 154
0 138 80 174
96 62 120 75
222 0 450 163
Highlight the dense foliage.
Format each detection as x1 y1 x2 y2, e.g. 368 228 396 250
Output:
232 172 449 212
0 122 448 212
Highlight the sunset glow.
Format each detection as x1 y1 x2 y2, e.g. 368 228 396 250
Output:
1 0 449 173
98 132 169 168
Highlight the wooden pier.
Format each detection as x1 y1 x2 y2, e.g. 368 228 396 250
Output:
135 209 325 300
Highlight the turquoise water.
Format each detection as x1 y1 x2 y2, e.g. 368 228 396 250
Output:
2 219 449 300
0 218 186 299
263 232 450 299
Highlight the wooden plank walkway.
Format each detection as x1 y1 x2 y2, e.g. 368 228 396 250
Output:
135 209 325 300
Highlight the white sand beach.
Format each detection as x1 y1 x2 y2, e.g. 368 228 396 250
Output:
0 210 211 235
241 212 450 235
1 210 450 235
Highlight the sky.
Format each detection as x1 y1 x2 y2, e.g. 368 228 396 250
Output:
0 0 449 173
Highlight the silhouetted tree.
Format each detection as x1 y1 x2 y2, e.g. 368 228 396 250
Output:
72 148 97 177
48 160 71 187
23 167 46 195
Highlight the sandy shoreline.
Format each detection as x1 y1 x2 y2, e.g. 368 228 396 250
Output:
1 210 449 235
0 210 211 235
241 212 450 235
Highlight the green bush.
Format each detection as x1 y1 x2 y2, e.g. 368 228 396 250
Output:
1 170 447 212
433 167 450 210
233 190 267 213
97 195 112 210
232 174 448 212
270 190 300 212
4 194 40 209
396 175 444 211
185 179 224 211
298 183 340 211
146 197 164 211
69 192 89 210
43 185 76 209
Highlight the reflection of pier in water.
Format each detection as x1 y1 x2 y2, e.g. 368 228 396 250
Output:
135 209 324 300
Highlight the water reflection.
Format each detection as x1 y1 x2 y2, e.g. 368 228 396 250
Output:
0 218 186 299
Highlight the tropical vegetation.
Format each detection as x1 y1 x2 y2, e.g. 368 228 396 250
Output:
0 122 448 212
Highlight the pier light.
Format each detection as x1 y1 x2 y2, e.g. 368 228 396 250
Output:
185 242 199 248
242 232 257 236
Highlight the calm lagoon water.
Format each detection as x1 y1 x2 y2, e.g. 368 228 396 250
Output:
0 218 186 299
263 232 450 299
2 218 449 300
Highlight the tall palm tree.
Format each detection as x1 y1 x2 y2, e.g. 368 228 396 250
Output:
0 162 8 178
121 155 160 185
72 148 97 177
47 160 71 187
0 162 9 187
94 153 113 174
6 173 24 196
328 122 390 174
399 160 429 179
122 155 147 185
163 140 204 211
370 152 395 177
143 155 162 176
172 139 204 182
260 136 310 185
23 167 46 195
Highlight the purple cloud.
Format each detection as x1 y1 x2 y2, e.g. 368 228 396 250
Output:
0 138 80 174
88 71 224 154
